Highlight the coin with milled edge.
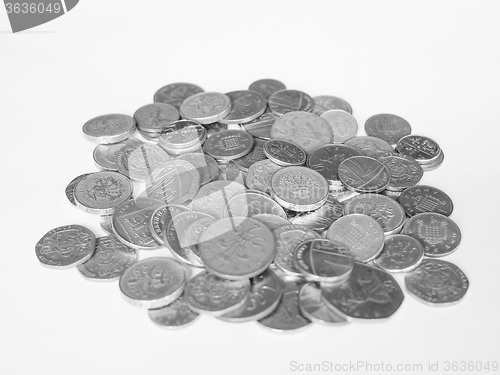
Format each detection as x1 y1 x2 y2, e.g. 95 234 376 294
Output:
320 110 358 143
65 173 93 206
289 194 344 232
402 212 461 257
252 214 291 231
365 114 412 144
378 153 423 191
246 160 282 194
312 95 352 115
219 90 267 124
179 92 231 125
225 192 287 218
338 156 390 193
93 138 143 171
148 295 200 329
299 283 348 324
149 204 190 245
154 82 204 109
268 89 314 116
82 114 136 144
345 136 395 158
202 129 255 161
263 139 307 166
74 171 133 215
133 103 180 133
420 149 444 171
158 120 207 151
326 214 385 262
307 144 362 184
321 262 404 319
242 113 277 140
373 234 424 273
399 185 453 217
78 235 137 281
396 135 441 164
405 259 468 306
249 78 286 99
199 217 275 280
232 138 267 172
176 153 218 185
191 180 246 219
119 257 186 309
36 225 96 269
294 239 354 283
184 271 250 316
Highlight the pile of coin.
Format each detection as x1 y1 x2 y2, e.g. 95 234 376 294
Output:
36 79 468 331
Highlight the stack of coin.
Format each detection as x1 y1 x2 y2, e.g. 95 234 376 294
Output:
158 119 207 155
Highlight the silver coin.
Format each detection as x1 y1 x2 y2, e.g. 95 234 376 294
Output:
378 153 423 191
307 144 362 183
405 259 469 306
252 214 291 232
124 143 172 182
149 204 191 245
257 277 311 332
65 173 92 206
148 295 200 329
249 78 286 99
299 283 348 324
263 139 307 167
241 113 277 140
326 214 385 262
345 136 395 158
294 239 354 283
100 214 114 234
176 153 219 186
112 198 163 250
199 217 275 280
219 269 283 322
119 257 186 309
289 194 344 233
35 225 96 269
365 114 412 144
114 139 145 177
399 185 454 217
402 212 461 257
133 103 180 132
219 90 267 124
321 262 404 320
158 119 207 151
373 234 424 273
312 95 352 115
420 149 444 171
179 92 232 125
74 171 133 215
222 160 248 184
268 89 314 116
204 122 227 138
191 180 246 219
184 271 250 316
396 135 441 164
320 110 358 143
153 82 204 109
82 114 136 144
202 129 255 161
338 156 390 193
246 159 282 194
93 138 143 171
77 235 137 281
232 138 267 172
225 192 287 219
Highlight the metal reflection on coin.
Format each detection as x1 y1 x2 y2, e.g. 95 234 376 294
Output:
249 78 286 99
268 89 314 116
78 235 137 281
312 95 352 115
133 103 180 133
219 90 267 124
126 143 171 181
35 225 96 269
365 114 411 144
191 180 246 219
345 136 394 158
396 135 441 164
148 295 199 329
242 113 277 140
299 283 348 324
338 156 390 193
158 119 207 153
399 185 454 217
82 114 136 144
225 192 287 219
176 153 218 186
289 194 344 232
203 129 255 161
246 160 282 194
179 92 231 125
378 153 423 191
93 137 142 171
405 259 468 306
153 82 204 109
321 262 404 320
65 173 92 206
149 204 190 245
307 144 362 184
373 234 424 273
263 139 307 167
320 110 358 143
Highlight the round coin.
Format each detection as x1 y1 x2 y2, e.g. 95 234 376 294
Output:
176 153 219 186
219 90 267 124
241 113 277 139
245 159 282 194
248 78 286 99
82 114 136 144
299 283 348 324
268 89 314 116
65 173 92 206
232 138 267 172
373 234 424 273
93 138 143 171
158 119 207 152
396 135 441 164
338 156 390 193
149 204 191 245
345 136 395 158
252 214 291 232
312 95 352 115
398 185 454 217
378 153 423 191
365 114 412 144
153 82 204 109
179 92 231 125
307 144 362 184
125 143 172 181
263 139 307 166
289 194 344 233
320 109 358 143
191 180 246 219
133 103 180 132
202 129 255 161
148 295 200 329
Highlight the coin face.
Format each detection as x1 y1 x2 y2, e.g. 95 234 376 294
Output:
246 160 282 194
320 110 358 143
402 212 461 257
149 204 191 245
125 143 172 181
179 92 231 125
326 214 385 262
271 111 332 154
226 192 287 218
312 95 352 115
35 225 96 269
289 194 344 232
299 283 348 324
82 114 136 144
365 114 412 144
405 259 469 305
65 173 93 206
77 235 137 281
338 156 390 193
249 78 286 99
396 135 441 164
219 90 267 124
93 138 142 171
153 82 204 108
176 153 218 186
133 103 180 132
119 257 186 309
321 262 404 320
307 144 361 183
232 138 267 171
242 113 277 140
74 171 133 215
148 295 200 329
373 234 424 273
191 180 246 218
378 153 423 191
223 160 247 184
263 139 307 166
184 271 250 316
345 136 394 158
399 185 454 217
202 129 255 161
158 119 207 151
268 89 314 116
199 217 275 279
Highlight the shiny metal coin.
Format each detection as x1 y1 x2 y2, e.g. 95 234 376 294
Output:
343 194 406 234
133 103 179 133
199 217 275 280
405 259 469 306
252 214 291 232
119 257 186 309
289 194 344 232
293 239 354 283
114 139 144 177
225 192 287 218
307 144 361 184
345 136 395 158
184 271 250 316
176 153 218 186
321 262 404 320
74 171 133 215
219 269 283 322
365 114 412 144
204 122 227 138
65 173 92 206
268 89 314 116
153 82 204 109
148 295 200 329
78 235 137 281
179 92 231 125
125 143 172 182
100 214 114 234
299 283 348 324
246 159 282 194
402 212 461 257
249 78 286 99
242 113 277 139
420 150 444 171
93 138 142 171
320 109 358 143
191 180 246 218
312 95 352 115
223 160 248 184
399 185 454 217
35 225 96 269
326 214 385 262
381 189 402 200
373 234 424 273
378 153 423 191
263 139 307 166
158 119 206 150
270 111 332 154
202 129 255 161
396 135 441 164
232 138 267 172
112 198 163 250
82 114 136 144
149 204 190 245
338 156 390 193
219 90 267 124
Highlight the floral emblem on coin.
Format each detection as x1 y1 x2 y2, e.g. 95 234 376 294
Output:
87 176 125 202
40 228 93 258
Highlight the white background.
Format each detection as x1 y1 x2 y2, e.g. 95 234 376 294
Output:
1 1 499 374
